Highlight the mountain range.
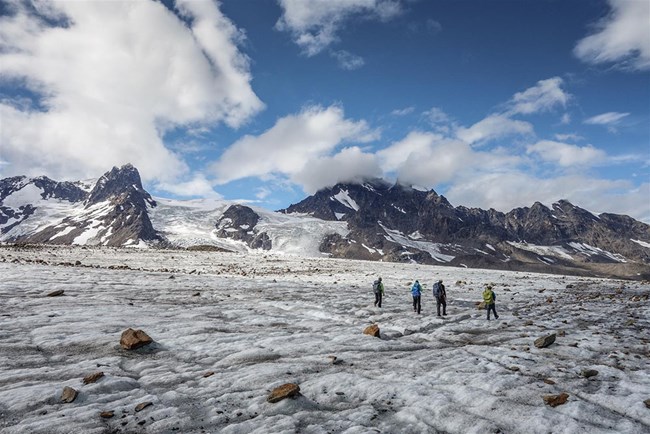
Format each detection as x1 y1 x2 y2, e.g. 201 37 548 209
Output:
1 164 649 280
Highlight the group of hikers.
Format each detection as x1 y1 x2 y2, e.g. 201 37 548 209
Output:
372 277 499 320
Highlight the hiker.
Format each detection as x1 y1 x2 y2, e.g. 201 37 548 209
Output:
411 280 422 314
482 285 499 320
373 277 384 308
433 279 446 316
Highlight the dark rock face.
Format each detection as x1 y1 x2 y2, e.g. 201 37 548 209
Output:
281 179 650 279
216 205 272 250
87 164 155 207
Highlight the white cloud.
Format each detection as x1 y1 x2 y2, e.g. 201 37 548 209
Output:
377 131 443 172
275 0 403 55
377 131 521 187
584 111 630 125
455 115 533 145
560 113 571 125
505 77 570 115
330 50 365 70
526 140 607 167
210 105 379 184
391 106 415 116
155 173 222 199
423 107 452 126
0 0 263 182
554 133 584 142
574 0 650 71
292 147 382 193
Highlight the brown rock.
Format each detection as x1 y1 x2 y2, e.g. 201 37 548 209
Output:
328 355 342 365
477 301 486 310
543 393 569 407
203 371 215 378
543 379 556 385
83 372 104 384
135 401 153 412
267 383 301 403
557 330 566 337
120 328 153 350
644 399 650 409
534 334 556 349
61 386 78 403
363 324 380 338
100 411 114 418
524 320 534 326
509 366 520 372
47 290 65 297
581 369 599 378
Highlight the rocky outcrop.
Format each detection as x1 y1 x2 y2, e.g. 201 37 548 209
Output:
215 205 272 250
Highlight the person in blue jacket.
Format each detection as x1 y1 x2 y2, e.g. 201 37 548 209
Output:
411 280 422 314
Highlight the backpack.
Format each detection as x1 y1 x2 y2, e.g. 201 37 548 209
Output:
482 288 494 304
373 280 381 293
432 282 441 297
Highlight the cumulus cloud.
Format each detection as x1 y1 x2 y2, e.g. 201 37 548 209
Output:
574 0 650 71
275 0 403 55
377 131 521 187
292 147 382 193
584 111 630 126
455 115 533 145
210 105 379 185
526 140 607 167
377 131 443 173
505 77 570 116
0 0 263 182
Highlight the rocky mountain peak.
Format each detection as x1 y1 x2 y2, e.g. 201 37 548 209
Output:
86 164 155 207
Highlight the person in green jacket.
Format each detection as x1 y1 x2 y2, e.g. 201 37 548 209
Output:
373 277 384 308
482 285 499 320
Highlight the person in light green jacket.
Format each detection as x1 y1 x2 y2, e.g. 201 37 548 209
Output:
482 285 499 320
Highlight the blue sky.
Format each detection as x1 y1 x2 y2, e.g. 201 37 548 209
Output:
1 0 649 221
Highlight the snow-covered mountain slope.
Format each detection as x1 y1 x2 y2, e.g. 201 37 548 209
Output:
1 246 649 433
150 198 349 257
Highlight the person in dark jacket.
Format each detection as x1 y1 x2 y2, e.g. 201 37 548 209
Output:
433 279 446 316
373 277 384 308
411 280 422 314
